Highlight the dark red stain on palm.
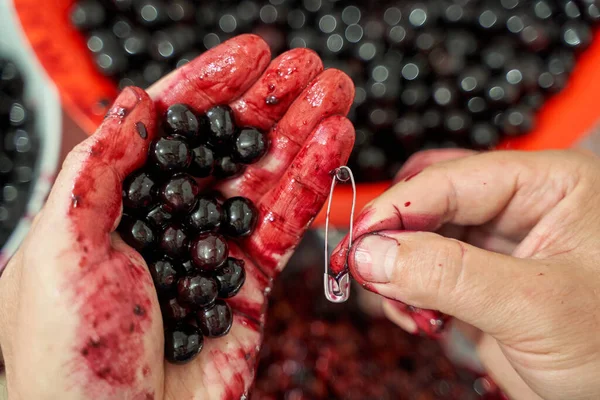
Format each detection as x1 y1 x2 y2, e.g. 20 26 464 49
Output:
404 201 411 207
65 87 157 396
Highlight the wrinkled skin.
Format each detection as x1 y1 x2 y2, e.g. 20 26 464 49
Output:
332 148 600 400
0 35 355 400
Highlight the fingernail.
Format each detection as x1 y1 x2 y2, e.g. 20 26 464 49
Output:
352 234 399 283
105 87 142 120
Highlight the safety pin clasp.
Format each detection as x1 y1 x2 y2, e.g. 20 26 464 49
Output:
323 166 356 303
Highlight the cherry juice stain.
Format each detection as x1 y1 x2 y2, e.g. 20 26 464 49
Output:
63 86 157 397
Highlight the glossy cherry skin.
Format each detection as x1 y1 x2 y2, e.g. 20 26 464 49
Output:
159 173 199 214
177 275 219 308
222 196 258 237
146 204 173 228
149 258 182 294
215 257 246 298
196 300 233 338
161 297 190 322
164 103 200 142
164 323 203 364
232 128 268 164
189 145 214 178
118 215 155 253
187 196 222 233
122 169 156 210
189 233 229 272
213 156 244 179
202 105 237 149
159 224 189 259
148 136 192 173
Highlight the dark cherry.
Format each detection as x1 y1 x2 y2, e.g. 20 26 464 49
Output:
443 110 471 136
189 233 229 271
457 67 489 96
502 106 535 136
122 169 156 210
161 297 190 321
485 78 520 107
159 224 189 259
213 156 244 179
164 323 203 364
196 300 233 338
0 61 25 98
146 204 173 228
149 136 192 172
470 123 500 149
431 81 457 108
70 0 106 30
203 105 237 148
561 21 593 51
181 259 194 275
164 103 200 142
159 173 199 214
118 216 155 252
189 145 214 178
215 257 246 298
177 275 219 308
232 128 268 164
222 197 258 237
149 258 181 294
188 196 222 233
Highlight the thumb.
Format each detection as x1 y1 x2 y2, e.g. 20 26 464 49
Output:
348 230 540 337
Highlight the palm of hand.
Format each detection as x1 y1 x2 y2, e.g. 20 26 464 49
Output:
0 35 354 400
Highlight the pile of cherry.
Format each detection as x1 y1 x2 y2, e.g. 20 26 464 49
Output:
72 0 600 182
118 103 266 364
252 256 504 399
0 58 38 249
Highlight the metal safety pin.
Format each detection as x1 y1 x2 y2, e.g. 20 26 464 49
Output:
324 166 356 303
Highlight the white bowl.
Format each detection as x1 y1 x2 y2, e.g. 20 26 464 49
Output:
0 1 62 273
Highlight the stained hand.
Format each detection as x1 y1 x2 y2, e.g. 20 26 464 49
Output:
0 35 355 400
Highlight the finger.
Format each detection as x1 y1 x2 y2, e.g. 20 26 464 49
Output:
393 148 478 184
230 48 323 132
245 115 355 277
20 88 164 398
148 34 271 114
330 150 581 274
348 230 544 337
381 300 418 334
44 86 156 246
218 69 354 202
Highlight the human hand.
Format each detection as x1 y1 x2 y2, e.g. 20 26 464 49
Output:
331 148 600 400
0 34 355 400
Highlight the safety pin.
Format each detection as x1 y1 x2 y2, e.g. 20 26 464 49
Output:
324 166 356 303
